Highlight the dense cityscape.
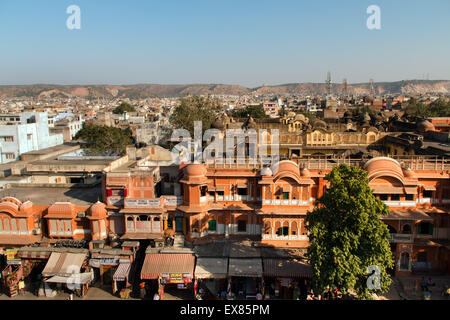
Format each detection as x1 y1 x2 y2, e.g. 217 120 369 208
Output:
0 1 449 312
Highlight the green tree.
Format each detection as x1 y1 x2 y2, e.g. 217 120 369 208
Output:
169 95 221 136
404 98 450 119
113 102 136 114
232 104 268 119
75 124 133 156
306 164 394 300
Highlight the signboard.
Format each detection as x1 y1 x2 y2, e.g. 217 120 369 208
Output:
165 197 183 206
125 199 161 207
89 259 101 268
100 258 120 265
161 273 192 284
109 197 123 206
6 249 21 265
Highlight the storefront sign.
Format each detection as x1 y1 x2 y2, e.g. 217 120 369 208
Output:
125 199 160 207
100 258 120 265
89 259 101 268
6 249 21 265
165 197 183 206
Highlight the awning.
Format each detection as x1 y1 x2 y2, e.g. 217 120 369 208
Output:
263 258 312 278
194 258 228 279
141 253 195 280
381 209 433 221
371 186 404 194
404 187 418 194
45 272 93 285
42 252 87 277
228 258 262 277
17 250 51 259
113 262 131 282
423 185 436 191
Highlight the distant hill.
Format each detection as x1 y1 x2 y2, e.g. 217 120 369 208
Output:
0 80 449 99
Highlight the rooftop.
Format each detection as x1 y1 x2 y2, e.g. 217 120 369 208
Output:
0 185 102 205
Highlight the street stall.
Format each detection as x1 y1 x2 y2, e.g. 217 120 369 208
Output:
141 252 195 299
262 258 312 299
228 258 263 299
112 261 131 295
41 251 90 297
0 248 23 297
89 248 133 293
17 247 52 295
194 257 228 297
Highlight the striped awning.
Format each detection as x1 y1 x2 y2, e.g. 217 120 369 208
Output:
17 250 51 259
404 187 418 194
42 252 87 277
194 258 228 279
371 186 404 194
45 272 93 285
228 258 262 277
113 262 131 281
141 253 195 280
263 258 312 278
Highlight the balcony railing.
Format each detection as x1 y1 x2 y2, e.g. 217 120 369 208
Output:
389 233 413 243
383 200 416 207
262 234 309 241
262 199 310 206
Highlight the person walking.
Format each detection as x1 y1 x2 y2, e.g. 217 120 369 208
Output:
139 282 146 299
18 279 25 295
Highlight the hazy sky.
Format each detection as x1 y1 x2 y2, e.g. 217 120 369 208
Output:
0 0 449 87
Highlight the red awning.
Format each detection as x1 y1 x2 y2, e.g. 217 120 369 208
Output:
263 258 312 278
141 253 195 280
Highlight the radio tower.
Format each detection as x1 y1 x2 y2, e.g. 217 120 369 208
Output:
369 78 375 97
326 71 331 96
342 78 347 97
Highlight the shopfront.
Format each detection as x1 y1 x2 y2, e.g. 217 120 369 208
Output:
228 258 263 299
194 257 228 297
141 252 195 298
262 258 312 299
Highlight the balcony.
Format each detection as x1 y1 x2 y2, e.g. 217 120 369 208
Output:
389 233 413 243
262 234 309 241
383 200 416 207
262 199 311 206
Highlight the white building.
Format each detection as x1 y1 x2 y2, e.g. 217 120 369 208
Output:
0 112 64 164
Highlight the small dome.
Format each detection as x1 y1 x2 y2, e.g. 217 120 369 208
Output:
89 201 106 217
300 167 310 177
417 119 435 133
403 167 416 178
313 120 327 129
272 160 300 177
294 114 306 122
260 167 273 177
184 163 207 177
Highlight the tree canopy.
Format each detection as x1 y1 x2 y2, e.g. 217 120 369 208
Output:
232 104 268 119
305 164 394 299
113 102 136 114
404 98 450 119
169 95 221 136
74 124 133 156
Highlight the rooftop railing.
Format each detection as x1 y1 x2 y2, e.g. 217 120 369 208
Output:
204 155 450 171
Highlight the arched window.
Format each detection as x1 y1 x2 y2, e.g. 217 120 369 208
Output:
274 221 281 236
387 225 397 234
291 221 298 235
400 252 410 270
402 224 411 234
417 222 433 235
282 221 289 236
264 221 272 235
138 215 150 221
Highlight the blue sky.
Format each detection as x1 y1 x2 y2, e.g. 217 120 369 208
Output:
0 0 449 87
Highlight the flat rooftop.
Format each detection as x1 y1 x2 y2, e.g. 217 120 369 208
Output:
0 185 102 206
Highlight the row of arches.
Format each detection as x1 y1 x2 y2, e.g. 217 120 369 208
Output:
264 219 306 237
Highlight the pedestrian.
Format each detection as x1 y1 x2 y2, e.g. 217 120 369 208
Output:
153 292 160 300
420 277 427 291
18 279 25 295
256 292 263 300
139 282 146 299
